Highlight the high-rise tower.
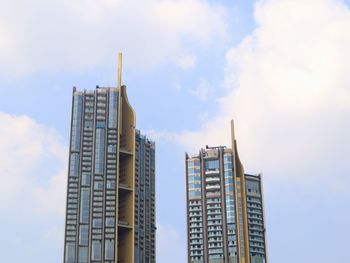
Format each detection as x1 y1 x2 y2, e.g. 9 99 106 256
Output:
185 121 267 263
63 55 156 263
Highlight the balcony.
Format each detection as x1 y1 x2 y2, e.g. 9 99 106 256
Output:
205 177 220 183
205 169 219 175
206 185 220 191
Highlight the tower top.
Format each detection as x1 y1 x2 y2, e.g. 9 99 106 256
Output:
230 119 235 150
118 52 122 90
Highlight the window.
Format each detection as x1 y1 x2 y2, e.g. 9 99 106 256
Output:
69 153 79 177
96 121 105 128
71 94 83 151
226 185 234 192
94 129 105 174
224 163 233 170
188 167 200 175
81 172 90 186
84 120 93 129
107 144 117 153
188 183 201 190
79 225 89 246
105 239 115 260
105 217 115 227
225 175 233 184
93 218 102 228
78 247 88 263
188 159 200 167
80 189 90 223
224 155 232 163
108 90 118 128
106 180 115 189
65 242 75 263
205 159 219 170
92 240 101 260
189 190 201 198
188 175 201 183
94 181 103 190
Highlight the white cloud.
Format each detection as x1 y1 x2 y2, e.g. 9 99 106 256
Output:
145 129 180 144
177 0 350 191
0 112 67 216
0 0 227 76
189 77 211 100
32 168 67 216
174 53 197 69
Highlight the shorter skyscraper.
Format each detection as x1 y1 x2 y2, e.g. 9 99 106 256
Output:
185 121 267 263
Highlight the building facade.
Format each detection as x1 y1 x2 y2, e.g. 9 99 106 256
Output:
185 121 267 263
134 131 156 263
63 55 156 263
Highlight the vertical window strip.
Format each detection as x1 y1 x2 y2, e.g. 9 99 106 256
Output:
71 94 83 151
108 90 118 128
80 189 90 224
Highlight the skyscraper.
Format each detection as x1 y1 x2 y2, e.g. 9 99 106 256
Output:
185 121 267 263
63 54 156 263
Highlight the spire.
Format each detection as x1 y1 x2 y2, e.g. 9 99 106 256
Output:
230 119 235 150
117 52 122 91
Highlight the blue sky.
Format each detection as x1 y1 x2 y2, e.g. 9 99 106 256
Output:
1 0 350 262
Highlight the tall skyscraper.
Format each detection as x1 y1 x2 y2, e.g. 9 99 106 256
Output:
185 121 267 263
63 54 156 263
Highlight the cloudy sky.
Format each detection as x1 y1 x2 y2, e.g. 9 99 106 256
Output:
1 0 350 262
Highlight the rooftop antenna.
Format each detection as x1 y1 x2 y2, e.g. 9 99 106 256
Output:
117 52 122 91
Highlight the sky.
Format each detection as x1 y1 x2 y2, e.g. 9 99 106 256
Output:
1 0 350 262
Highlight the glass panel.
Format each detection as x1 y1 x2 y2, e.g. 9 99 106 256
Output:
188 159 200 167
80 189 90 223
78 247 88 263
205 159 219 170
93 218 102 228
92 240 101 260
108 90 118 128
71 94 83 151
94 181 103 190
69 153 79 177
105 239 115 260
65 242 75 263
81 172 90 186
79 225 89 246
106 180 115 189
105 217 115 227
94 129 105 174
